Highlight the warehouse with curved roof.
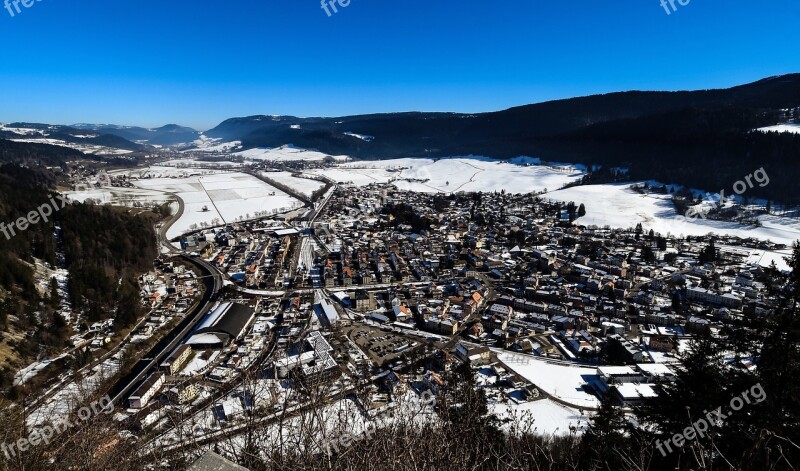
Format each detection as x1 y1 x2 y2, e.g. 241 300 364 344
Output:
186 302 256 348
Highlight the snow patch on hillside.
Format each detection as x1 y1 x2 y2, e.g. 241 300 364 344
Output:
758 123 800 134
235 145 350 162
547 183 800 257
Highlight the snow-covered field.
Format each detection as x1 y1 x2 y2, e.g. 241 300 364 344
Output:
758 123 800 135
78 147 798 252
490 399 590 436
125 169 303 239
262 171 326 198
236 145 350 163
160 158 245 168
112 166 221 179
547 183 800 249
308 166 396 186
744 248 794 271
65 187 173 206
497 351 600 409
312 156 584 194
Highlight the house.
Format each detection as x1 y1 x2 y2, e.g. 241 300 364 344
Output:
648 335 675 353
168 382 200 404
597 366 642 385
422 371 444 394
393 305 412 322
426 317 458 335
686 287 743 309
606 334 644 363
370 312 390 324
161 344 193 375
129 372 165 409
455 343 491 365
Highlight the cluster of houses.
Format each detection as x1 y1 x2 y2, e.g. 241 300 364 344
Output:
305 184 783 404
181 225 302 290
135 177 790 442
130 260 202 344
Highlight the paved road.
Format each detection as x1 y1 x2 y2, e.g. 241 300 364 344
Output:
107 255 224 406
157 194 184 254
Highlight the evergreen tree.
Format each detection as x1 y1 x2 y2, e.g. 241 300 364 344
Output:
49 276 60 307
699 240 717 264
115 278 141 330
579 391 631 469
642 245 656 263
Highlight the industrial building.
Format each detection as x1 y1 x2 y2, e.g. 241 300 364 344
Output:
186 302 256 349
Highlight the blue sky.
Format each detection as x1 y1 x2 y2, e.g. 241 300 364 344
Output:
0 0 798 130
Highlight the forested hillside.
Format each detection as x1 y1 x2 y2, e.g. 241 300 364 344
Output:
0 163 157 392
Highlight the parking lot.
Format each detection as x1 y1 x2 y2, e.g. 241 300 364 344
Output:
345 325 421 367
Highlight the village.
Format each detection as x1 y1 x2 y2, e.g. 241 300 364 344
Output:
98 176 784 455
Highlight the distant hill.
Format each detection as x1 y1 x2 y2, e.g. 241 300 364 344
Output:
71 123 200 146
3 122 146 152
206 75 800 157
0 139 86 166
205 74 800 203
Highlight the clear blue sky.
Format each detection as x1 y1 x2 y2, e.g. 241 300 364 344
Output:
0 0 798 130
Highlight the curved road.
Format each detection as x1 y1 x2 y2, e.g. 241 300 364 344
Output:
107 255 223 405
112 178 339 406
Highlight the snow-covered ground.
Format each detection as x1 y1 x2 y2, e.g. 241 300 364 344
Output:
312 156 584 194
128 171 303 239
343 132 375 142
65 187 173 207
14 358 63 386
744 248 794 271
496 351 600 409
112 166 220 179
307 167 395 186
8 137 134 155
81 147 798 254
758 123 800 135
0 124 135 154
160 159 246 168
262 171 326 198
26 350 123 428
547 183 800 249
490 399 590 436
184 134 242 153
179 351 220 376
235 145 350 163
